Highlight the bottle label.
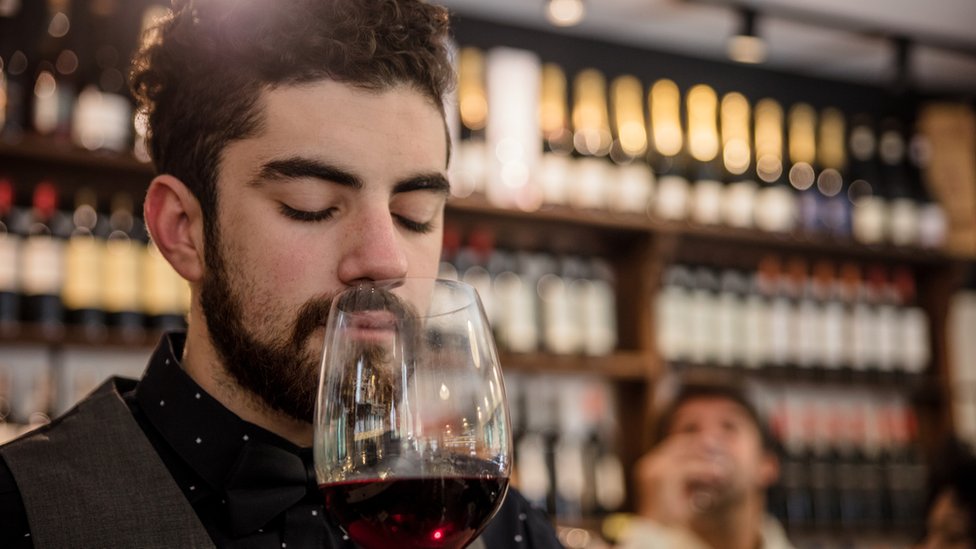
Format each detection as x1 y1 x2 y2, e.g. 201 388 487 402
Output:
654 175 690 220
539 274 577 354
537 152 572 206
769 297 793 366
0 234 21 293
690 178 723 225
449 139 487 198
104 236 141 312
579 278 616 356
851 303 874 370
822 302 845 369
722 180 757 228
876 305 899 371
655 286 688 362
21 235 65 296
889 199 919 247
755 187 797 232
900 307 930 373
918 204 947 249
715 293 739 366
63 236 104 310
611 163 654 214
852 197 887 245
742 295 768 368
570 158 608 210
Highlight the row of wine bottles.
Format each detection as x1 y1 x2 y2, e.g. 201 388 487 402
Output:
451 47 947 250
656 257 931 375
507 373 626 522
0 344 149 444
760 384 927 535
0 178 189 340
438 227 618 357
0 0 167 158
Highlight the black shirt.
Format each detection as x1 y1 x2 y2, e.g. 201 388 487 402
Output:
0 332 562 548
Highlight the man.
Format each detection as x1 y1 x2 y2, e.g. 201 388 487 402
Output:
0 1 561 547
618 381 794 549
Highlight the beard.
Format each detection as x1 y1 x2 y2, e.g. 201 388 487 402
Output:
199 230 418 423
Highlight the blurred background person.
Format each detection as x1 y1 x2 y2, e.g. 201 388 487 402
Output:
617 380 793 549
916 438 976 549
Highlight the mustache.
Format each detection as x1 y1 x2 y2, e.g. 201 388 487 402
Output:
291 284 417 346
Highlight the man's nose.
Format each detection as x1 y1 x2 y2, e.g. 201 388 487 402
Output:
337 208 409 284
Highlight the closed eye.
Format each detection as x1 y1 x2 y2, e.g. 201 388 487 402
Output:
394 214 435 234
279 203 336 222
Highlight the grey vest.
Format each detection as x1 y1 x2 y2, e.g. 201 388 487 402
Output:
0 378 215 548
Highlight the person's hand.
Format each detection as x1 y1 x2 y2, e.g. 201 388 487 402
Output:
632 434 733 528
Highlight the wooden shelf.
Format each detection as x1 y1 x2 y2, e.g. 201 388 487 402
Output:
0 134 153 177
0 323 166 350
500 351 658 381
447 194 966 266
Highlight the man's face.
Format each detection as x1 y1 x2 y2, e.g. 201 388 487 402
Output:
667 397 777 510
200 80 448 423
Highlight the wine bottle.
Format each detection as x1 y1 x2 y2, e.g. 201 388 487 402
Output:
608 74 654 215
893 267 930 376
869 265 898 375
21 180 67 337
789 258 821 373
741 269 770 370
815 261 845 373
32 0 77 141
0 178 22 333
847 115 887 245
1 41 32 140
62 186 106 340
816 108 851 238
649 79 691 221
753 99 796 233
879 118 919 247
451 47 489 199
715 269 745 368
537 63 573 207
687 84 724 225
720 92 757 228
764 256 794 369
538 256 578 355
568 68 611 211
907 124 948 248
787 103 820 234
655 264 692 365
102 192 145 340
579 257 616 357
688 266 720 366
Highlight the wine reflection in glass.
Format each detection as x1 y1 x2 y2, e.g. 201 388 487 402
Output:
314 278 511 549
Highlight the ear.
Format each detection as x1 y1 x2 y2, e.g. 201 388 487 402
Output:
144 174 206 283
758 450 781 489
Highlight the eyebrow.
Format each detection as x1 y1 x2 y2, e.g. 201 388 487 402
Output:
252 156 450 196
253 157 361 189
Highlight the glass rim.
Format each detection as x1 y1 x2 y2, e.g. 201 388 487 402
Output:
329 277 482 319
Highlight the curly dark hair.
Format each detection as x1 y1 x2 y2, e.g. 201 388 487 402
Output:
129 0 454 241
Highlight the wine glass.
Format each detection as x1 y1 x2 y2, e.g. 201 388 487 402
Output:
314 278 511 549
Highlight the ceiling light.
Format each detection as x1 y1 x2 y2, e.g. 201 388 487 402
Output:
546 0 585 27
727 8 767 64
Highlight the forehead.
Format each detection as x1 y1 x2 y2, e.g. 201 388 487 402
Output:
253 79 448 166
671 396 757 427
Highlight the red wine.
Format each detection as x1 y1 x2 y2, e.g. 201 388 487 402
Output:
321 475 509 549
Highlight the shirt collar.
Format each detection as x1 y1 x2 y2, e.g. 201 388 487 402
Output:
135 332 312 494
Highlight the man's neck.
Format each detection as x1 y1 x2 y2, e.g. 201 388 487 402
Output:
180 319 314 447
691 494 766 549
